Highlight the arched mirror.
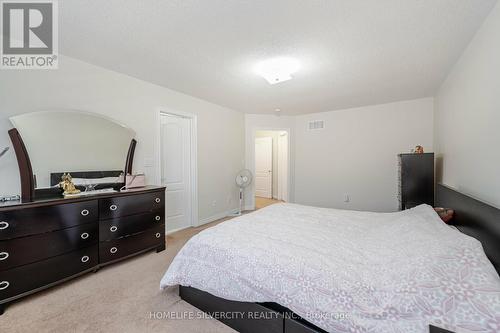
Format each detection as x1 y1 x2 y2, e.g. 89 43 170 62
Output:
9 111 136 200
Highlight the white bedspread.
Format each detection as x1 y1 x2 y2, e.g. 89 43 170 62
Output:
161 203 500 333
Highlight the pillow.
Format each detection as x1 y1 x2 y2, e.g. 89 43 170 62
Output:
434 207 454 223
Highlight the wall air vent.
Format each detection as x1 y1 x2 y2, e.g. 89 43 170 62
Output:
308 120 325 130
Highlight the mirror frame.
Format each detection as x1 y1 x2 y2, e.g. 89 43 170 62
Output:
8 128 136 202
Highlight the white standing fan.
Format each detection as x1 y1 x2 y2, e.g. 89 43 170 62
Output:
232 169 253 216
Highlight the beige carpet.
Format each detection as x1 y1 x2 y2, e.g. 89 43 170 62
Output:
2 218 236 333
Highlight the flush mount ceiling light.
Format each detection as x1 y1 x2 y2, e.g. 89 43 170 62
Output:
255 57 300 85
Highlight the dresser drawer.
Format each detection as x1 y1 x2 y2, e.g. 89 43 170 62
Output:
99 224 164 263
0 201 98 240
0 245 98 302
0 222 98 272
99 211 164 241
99 191 164 220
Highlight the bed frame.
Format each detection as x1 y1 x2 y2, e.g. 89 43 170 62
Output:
179 286 327 333
179 184 500 333
436 184 500 272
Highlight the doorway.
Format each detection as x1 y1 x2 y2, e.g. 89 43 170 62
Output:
159 111 197 234
254 130 289 209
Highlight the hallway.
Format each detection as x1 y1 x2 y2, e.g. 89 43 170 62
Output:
255 197 283 210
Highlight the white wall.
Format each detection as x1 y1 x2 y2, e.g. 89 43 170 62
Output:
435 1 500 208
246 99 433 212
294 98 434 212
0 55 245 222
245 99 434 212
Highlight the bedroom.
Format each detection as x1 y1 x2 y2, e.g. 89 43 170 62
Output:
0 1 499 332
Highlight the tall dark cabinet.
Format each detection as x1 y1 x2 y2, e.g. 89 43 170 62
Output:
398 153 434 210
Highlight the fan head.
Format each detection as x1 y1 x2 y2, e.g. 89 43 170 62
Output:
235 169 253 188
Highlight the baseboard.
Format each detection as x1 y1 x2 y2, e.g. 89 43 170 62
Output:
197 208 239 227
243 205 255 211
169 207 245 232
166 226 190 235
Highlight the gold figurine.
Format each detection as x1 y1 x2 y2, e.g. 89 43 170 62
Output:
59 173 81 196
413 145 424 154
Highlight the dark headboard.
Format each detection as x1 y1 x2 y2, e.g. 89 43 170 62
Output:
50 170 123 187
436 184 500 273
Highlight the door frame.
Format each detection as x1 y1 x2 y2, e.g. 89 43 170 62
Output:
249 127 291 210
277 132 288 202
156 108 199 233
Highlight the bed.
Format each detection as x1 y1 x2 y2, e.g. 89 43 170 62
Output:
161 184 500 333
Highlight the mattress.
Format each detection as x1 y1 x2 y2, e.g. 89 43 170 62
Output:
161 203 500 333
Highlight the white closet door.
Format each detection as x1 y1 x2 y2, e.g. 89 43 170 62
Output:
161 114 191 232
255 137 273 198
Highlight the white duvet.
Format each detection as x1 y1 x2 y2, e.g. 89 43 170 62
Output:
161 203 500 333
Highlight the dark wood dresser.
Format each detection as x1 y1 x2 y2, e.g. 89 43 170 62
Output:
0 186 165 314
398 153 434 210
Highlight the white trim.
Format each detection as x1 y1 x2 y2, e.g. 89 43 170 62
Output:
156 108 199 231
168 207 239 235
198 208 239 226
243 205 254 212
249 127 291 211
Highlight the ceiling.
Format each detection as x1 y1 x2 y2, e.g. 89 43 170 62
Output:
60 0 497 115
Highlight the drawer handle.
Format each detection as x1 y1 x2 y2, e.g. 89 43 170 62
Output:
81 209 90 216
0 252 9 261
81 255 90 263
81 232 89 240
155 198 161 203
155 232 161 238
0 221 9 230
110 204 118 211
0 281 9 290
110 247 118 254
155 216 161 221
110 226 118 232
